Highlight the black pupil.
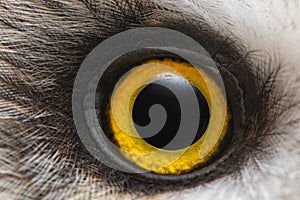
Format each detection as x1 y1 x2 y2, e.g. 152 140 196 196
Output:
132 78 210 150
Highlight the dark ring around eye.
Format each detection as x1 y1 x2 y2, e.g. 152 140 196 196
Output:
72 27 232 183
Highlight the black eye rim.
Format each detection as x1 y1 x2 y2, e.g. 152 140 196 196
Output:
72 27 242 183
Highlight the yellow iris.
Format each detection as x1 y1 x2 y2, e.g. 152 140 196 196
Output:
108 59 230 175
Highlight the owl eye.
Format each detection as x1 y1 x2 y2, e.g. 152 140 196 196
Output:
107 58 231 175
72 27 236 182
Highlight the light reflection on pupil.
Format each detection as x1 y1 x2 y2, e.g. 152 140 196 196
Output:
132 78 210 150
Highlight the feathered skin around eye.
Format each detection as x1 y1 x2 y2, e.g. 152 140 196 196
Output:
0 0 299 200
